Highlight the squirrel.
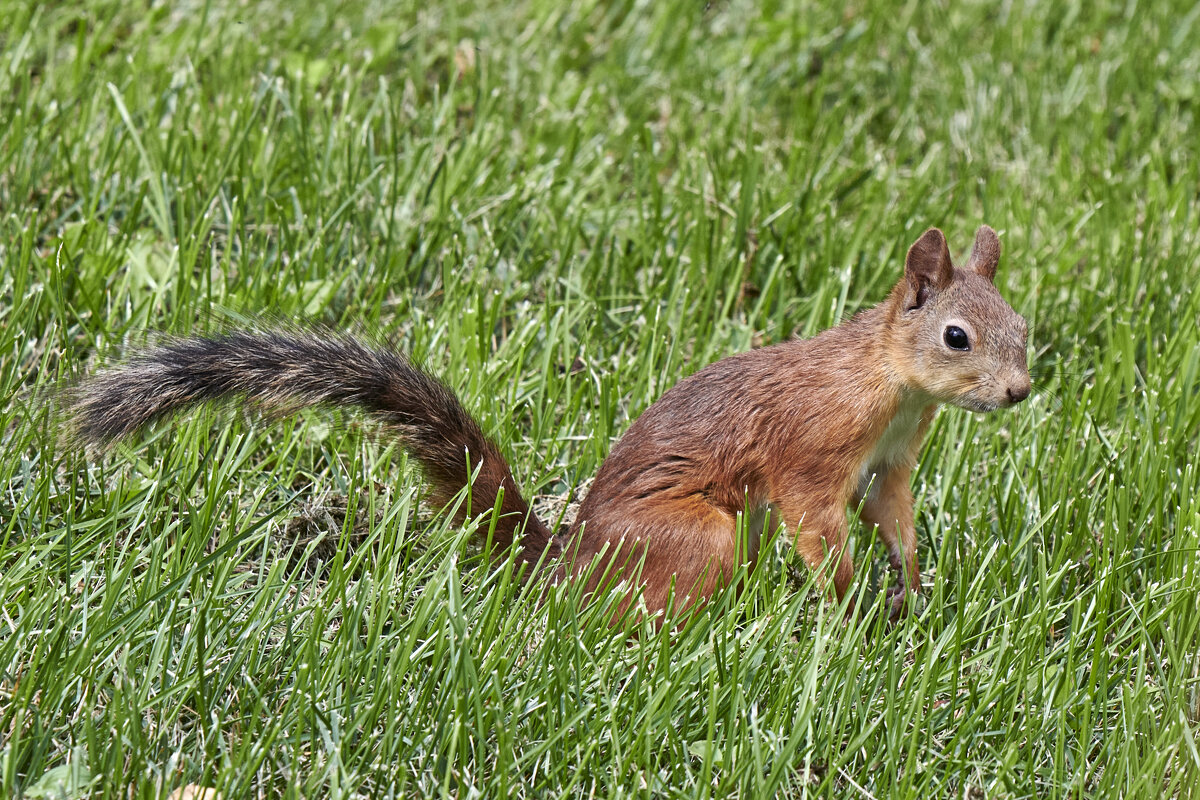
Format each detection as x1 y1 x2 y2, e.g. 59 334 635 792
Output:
67 225 1030 621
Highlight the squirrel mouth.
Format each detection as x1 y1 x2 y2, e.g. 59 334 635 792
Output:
953 395 1004 414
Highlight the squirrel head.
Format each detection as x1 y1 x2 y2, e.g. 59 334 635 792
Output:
887 226 1030 412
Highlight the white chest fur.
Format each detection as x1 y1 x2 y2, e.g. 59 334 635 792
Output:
857 394 933 498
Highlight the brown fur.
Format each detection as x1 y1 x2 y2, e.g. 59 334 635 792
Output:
558 226 1028 617
66 226 1029 622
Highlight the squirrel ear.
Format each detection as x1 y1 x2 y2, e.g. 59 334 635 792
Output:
904 228 953 310
967 225 1001 282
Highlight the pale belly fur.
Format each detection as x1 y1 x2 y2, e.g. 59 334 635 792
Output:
857 393 933 499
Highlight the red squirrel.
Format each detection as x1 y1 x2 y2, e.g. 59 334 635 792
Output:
69 226 1030 620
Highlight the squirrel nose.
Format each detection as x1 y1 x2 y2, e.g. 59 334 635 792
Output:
1007 383 1031 404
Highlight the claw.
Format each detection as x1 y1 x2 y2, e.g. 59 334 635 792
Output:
885 584 913 621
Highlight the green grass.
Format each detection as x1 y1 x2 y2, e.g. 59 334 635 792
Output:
2 0 1199 797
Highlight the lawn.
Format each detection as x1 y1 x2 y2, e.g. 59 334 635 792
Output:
2 1 1198 797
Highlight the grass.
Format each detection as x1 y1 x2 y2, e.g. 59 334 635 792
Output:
2 0 1199 797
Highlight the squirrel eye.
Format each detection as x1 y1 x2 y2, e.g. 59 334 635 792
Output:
944 325 970 351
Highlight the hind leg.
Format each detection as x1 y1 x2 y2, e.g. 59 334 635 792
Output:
571 495 740 622
636 498 741 617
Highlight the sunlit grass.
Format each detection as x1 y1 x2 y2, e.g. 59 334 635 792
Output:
2 1 1198 797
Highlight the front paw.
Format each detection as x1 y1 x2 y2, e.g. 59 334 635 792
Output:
885 584 918 621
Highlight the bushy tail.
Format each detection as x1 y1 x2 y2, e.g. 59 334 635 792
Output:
68 329 556 561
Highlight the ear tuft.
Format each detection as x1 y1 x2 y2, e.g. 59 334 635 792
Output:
967 225 1001 282
904 228 953 309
